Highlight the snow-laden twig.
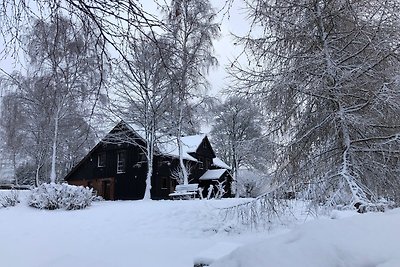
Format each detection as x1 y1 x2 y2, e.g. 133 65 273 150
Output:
219 182 295 229
0 190 20 208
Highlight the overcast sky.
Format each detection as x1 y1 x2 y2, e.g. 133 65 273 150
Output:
0 0 250 97
138 0 250 96
209 1 249 96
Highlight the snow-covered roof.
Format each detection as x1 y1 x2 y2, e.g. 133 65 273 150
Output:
124 121 205 162
199 169 227 180
157 134 206 162
213 157 231 170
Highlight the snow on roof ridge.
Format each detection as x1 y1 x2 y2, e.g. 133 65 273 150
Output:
122 121 206 161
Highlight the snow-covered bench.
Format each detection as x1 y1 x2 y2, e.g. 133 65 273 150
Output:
169 183 199 199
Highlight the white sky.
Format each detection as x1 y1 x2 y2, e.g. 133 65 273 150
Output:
0 0 250 97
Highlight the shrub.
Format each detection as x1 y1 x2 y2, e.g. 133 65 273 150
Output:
0 190 20 208
28 183 93 210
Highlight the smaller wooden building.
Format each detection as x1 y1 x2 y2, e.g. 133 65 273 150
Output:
64 121 232 200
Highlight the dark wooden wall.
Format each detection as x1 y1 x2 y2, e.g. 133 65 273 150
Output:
66 141 148 200
66 131 231 200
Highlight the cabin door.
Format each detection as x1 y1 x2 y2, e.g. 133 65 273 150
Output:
102 180 111 200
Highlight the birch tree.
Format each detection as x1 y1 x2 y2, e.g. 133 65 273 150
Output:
107 35 171 200
1 15 102 184
231 0 400 208
26 15 104 183
0 91 25 185
162 0 220 185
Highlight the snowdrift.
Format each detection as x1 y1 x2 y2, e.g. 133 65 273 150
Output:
211 209 400 267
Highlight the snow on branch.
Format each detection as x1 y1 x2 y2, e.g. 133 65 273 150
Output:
170 162 193 185
219 189 294 229
0 190 20 208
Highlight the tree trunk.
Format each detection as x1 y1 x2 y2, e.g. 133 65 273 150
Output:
232 141 239 198
35 164 41 187
177 106 189 185
338 107 370 205
143 128 154 200
49 113 59 184
12 152 18 185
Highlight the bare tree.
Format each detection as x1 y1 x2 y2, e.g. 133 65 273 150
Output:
161 0 220 185
211 96 272 197
237 169 269 198
1 15 102 184
230 0 400 209
1 75 54 186
0 91 25 185
170 162 193 185
0 0 162 71
26 15 104 183
107 35 172 200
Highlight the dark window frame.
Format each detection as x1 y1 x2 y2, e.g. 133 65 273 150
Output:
205 158 211 169
98 153 106 167
138 152 146 162
117 151 127 174
161 177 168 189
202 140 207 149
198 155 204 169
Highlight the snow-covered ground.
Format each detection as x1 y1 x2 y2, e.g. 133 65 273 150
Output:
212 209 400 267
2 190 397 267
0 191 289 267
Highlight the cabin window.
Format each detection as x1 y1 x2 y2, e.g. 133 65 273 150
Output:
139 152 146 162
134 150 146 162
97 153 106 167
161 177 168 189
202 141 207 149
117 151 126 173
205 158 211 169
198 156 204 169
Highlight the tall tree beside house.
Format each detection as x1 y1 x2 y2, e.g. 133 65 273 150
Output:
0 15 103 185
210 96 272 197
26 15 104 183
0 90 25 185
161 0 220 185
108 35 172 200
1 76 51 186
230 0 400 208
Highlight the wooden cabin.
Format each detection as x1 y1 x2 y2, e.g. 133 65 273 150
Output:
64 121 232 200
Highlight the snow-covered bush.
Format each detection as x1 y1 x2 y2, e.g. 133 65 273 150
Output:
0 190 20 208
28 183 93 210
236 169 270 198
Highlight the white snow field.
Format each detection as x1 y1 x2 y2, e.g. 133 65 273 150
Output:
1 190 398 267
211 209 400 267
0 192 277 267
